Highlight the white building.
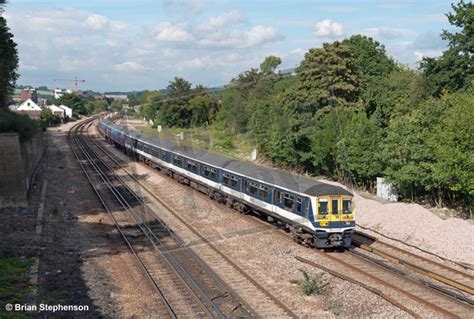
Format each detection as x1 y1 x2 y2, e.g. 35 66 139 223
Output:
45 104 66 119
54 88 73 99
10 99 42 119
58 104 73 118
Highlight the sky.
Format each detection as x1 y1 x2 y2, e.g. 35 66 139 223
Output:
3 0 454 92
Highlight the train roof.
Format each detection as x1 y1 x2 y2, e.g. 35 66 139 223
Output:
101 120 352 197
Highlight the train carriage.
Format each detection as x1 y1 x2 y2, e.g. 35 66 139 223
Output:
99 120 355 248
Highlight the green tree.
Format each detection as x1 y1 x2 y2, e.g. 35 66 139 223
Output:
188 93 218 127
57 93 86 116
428 93 473 207
260 55 282 75
420 1 474 95
0 13 19 108
159 77 193 127
37 108 59 128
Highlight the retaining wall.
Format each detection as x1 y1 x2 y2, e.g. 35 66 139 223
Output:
0 132 44 207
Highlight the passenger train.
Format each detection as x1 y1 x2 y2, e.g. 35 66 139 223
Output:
98 120 355 248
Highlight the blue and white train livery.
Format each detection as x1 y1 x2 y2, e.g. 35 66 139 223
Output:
98 120 355 248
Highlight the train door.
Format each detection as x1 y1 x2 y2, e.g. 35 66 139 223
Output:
329 197 341 224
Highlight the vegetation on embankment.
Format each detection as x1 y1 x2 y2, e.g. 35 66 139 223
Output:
0 253 34 319
136 2 473 214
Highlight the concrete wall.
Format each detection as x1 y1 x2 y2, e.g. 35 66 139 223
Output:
0 132 44 207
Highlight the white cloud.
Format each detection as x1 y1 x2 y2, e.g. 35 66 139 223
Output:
113 61 146 71
362 27 415 39
313 19 343 38
247 25 283 47
206 10 244 28
152 22 194 42
414 50 443 62
85 14 108 30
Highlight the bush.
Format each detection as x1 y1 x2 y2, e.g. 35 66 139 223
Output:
0 108 39 141
290 269 327 296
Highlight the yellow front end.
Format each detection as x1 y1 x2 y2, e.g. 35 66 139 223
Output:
315 195 355 228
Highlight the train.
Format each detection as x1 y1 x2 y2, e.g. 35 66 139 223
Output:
98 120 356 248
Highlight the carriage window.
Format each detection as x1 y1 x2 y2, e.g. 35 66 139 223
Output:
318 199 328 215
283 194 294 211
343 199 352 214
259 185 269 200
230 176 239 188
223 173 230 185
203 166 210 177
296 197 302 212
210 168 217 179
161 151 167 160
332 199 339 215
187 160 198 172
249 182 258 195
173 156 182 166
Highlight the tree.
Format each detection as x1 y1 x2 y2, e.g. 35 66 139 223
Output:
260 55 282 75
0 13 19 108
188 93 218 127
57 93 86 116
159 77 193 127
37 108 59 128
420 1 474 95
343 35 396 85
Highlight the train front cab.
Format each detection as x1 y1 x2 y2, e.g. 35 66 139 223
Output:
314 195 355 248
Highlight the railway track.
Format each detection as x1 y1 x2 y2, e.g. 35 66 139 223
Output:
352 232 474 299
83 117 298 318
91 116 474 318
69 117 257 318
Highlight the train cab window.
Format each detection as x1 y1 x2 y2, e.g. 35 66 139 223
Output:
173 156 182 166
318 199 328 215
343 199 352 214
283 194 294 211
332 199 339 215
296 197 302 213
305 200 310 217
249 182 258 196
259 185 269 200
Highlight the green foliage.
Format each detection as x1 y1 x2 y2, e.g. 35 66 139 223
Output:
37 107 59 128
420 1 474 96
383 92 473 208
290 269 327 296
57 93 86 116
0 255 35 318
0 15 19 108
260 55 282 75
188 93 218 127
0 108 39 141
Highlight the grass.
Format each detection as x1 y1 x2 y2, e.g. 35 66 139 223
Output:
131 121 255 160
0 255 35 318
290 269 327 296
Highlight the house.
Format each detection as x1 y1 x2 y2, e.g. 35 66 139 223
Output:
45 104 65 119
54 88 73 99
58 104 73 118
10 99 42 119
20 88 38 103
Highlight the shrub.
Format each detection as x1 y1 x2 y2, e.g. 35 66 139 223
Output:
290 269 327 296
0 108 39 141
